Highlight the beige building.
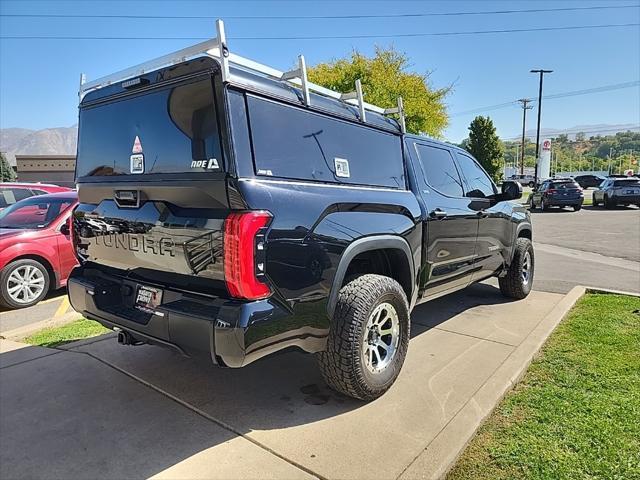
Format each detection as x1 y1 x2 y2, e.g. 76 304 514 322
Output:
16 155 76 188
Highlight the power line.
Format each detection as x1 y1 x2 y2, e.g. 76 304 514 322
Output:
1 4 637 20
2 22 638 41
451 81 640 117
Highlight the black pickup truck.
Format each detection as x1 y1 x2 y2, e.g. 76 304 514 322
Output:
69 47 533 401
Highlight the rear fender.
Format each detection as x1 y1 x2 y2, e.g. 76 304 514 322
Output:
327 235 416 317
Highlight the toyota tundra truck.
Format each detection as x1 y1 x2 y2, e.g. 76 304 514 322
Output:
68 21 533 400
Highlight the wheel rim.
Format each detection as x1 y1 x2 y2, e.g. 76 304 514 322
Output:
362 302 400 374
521 251 532 285
6 265 45 304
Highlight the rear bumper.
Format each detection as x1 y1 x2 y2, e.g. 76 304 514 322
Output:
67 264 328 367
546 196 583 206
611 195 640 205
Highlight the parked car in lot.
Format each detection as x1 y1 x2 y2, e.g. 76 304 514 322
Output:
593 177 640 208
508 173 536 188
0 192 78 308
0 182 73 211
529 178 584 211
68 24 534 400
573 174 604 189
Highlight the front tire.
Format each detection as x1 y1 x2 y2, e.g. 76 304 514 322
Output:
499 238 534 300
318 274 410 401
0 259 50 309
574 204 582 211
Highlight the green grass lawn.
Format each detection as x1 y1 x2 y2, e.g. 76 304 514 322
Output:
448 293 640 480
24 318 110 348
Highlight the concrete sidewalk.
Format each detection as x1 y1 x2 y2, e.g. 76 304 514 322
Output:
0 283 579 480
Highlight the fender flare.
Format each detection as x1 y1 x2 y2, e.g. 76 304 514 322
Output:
510 222 533 263
326 235 416 318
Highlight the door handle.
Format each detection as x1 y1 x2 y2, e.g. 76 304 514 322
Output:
476 210 488 218
429 209 448 219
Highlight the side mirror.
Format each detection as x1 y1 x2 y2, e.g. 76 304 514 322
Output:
500 180 523 201
59 223 70 235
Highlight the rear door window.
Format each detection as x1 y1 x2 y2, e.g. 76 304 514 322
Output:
413 144 464 197
77 76 223 178
247 96 405 188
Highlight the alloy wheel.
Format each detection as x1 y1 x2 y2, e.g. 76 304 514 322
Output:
521 251 532 286
362 302 400 374
6 265 46 305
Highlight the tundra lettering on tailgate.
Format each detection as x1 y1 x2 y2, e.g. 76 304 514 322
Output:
94 232 175 257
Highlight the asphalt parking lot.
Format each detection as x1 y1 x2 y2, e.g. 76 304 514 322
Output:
530 205 640 294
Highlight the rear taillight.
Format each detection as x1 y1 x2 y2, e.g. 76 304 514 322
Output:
546 189 556 194
224 211 272 300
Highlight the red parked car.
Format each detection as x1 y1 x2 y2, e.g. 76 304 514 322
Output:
0 192 78 309
0 183 73 211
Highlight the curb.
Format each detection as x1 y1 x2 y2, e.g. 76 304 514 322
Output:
399 285 587 480
0 312 80 341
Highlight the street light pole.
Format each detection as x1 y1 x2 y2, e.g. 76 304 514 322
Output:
530 69 553 184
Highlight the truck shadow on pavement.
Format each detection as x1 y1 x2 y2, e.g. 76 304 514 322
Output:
0 282 517 480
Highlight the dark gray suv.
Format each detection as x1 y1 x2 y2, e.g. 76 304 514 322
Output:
593 177 640 208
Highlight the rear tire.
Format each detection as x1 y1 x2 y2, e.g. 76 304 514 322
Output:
528 196 536 210
499 238 534 300
604 195 614 209
318 274 410 401
0 259 51 309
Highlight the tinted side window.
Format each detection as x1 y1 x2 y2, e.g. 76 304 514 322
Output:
0 188 32 209
247 96 404 188
414 144 464 197
455 153 497 198
12 188 33 201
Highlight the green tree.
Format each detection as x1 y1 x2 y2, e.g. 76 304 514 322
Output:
0 152 16 182
464 116 504 181
307 47 450 136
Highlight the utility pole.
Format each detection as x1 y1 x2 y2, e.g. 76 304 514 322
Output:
530 69 553 184
517 98 533 174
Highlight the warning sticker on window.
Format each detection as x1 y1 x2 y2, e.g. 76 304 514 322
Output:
334 158 350 178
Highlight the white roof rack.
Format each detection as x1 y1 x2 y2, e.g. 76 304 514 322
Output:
79 19 405 132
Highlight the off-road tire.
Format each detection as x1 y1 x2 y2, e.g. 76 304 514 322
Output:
317 274 410 401
0 258 51 309
498 238 534 300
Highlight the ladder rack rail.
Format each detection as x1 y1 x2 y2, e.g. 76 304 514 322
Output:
79 19 404 128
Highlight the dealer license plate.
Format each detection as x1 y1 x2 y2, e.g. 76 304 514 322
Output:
135 285 163 312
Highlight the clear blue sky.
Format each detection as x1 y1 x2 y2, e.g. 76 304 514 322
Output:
1 0 639 142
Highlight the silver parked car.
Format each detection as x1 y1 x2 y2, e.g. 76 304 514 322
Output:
592 177 640 208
